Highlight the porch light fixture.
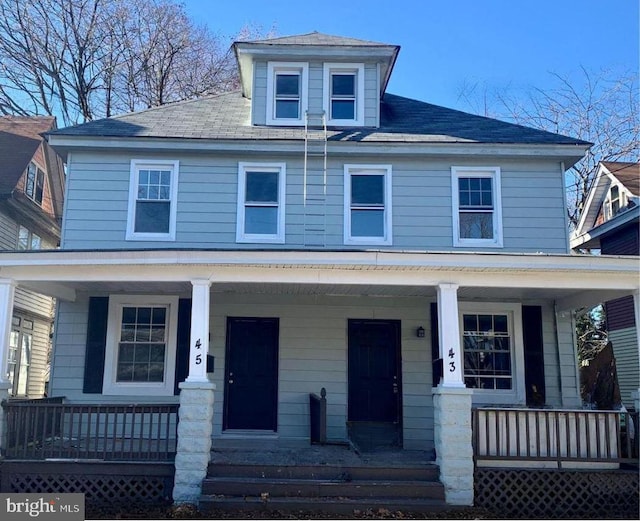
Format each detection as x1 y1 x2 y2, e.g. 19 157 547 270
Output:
416 326 425 338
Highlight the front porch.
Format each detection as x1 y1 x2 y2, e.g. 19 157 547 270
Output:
0 249 638 508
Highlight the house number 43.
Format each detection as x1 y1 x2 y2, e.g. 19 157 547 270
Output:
448 348 456 372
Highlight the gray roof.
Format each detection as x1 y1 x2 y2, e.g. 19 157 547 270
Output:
49 90 590 146
238 31 392 47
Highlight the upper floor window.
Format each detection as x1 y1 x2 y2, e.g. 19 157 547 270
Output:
323 63 365 126
266 62 309 125
103 295 178 396
25 162 44 205
17 226 41 250
344 165 392 245
236 162 286 243
603 184 626 221
452 167 503 248
126 160 179 241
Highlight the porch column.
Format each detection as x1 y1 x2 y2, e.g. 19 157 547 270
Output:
0 279 16 455
633 290 640 412
173 279 216 504
433 283 474 506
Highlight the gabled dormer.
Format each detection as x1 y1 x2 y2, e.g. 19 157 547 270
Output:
233 32 400 128
571 161 639 251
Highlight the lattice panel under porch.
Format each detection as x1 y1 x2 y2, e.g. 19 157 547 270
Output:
475 468 639 518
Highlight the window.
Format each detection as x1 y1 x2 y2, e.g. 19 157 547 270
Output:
103 295 178 395
344 165 392 245
25 162 45 205
452 167 503 247
7 316 33 396
17 226 41 250
266 62 309 125
603 184 626 221
126 160 179 241
236 163 286 243
323 63 365 126
459 303 525 404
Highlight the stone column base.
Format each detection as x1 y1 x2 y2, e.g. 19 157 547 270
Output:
173 379 216 504
433 385 474 506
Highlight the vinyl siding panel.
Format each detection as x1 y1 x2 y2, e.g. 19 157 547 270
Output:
609 327 639 407
252 61 267 125
0 211 18 249
63 153 569 253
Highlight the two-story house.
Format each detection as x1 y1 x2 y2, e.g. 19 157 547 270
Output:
571 161 639 409
0 33 637 510
0 116 65 397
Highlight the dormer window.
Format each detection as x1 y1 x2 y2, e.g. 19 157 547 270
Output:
25 162 44 205
266 62 308 125
324 63 365 126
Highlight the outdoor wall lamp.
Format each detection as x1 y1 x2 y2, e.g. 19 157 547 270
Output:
416 326 425 338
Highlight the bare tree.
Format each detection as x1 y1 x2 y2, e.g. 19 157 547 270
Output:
0 0 258 124
458 68 639 228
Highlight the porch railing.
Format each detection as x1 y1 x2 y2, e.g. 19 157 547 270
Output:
1 397 179 461
472 407 639 468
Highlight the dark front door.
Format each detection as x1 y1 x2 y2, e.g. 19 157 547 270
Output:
348 319 401 447
223 317 279 431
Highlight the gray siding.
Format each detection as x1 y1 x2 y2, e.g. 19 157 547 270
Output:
62 152 569 254
609 327 639 407
0 211 18 249
51 292 570 449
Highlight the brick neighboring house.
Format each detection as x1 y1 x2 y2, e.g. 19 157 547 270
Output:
0 116 65 397
572 161 640 408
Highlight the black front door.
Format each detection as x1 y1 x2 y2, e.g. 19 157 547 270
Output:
223 317 279 431
348 319 401 431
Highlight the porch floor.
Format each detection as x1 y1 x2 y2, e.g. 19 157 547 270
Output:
210 440 436 468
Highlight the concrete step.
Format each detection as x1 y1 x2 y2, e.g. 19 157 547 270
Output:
199 496 453 515
206 462 440 481
201 477 445 499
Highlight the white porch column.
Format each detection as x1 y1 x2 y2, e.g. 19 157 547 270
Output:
433 283 474 506
633 290 640 412
173 279 216 504
0 279 16 455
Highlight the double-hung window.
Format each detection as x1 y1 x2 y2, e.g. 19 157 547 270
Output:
266 62 308 125
7 316 32 396
344 165 392 245
323 63 365 126
25 162 44 205
603 184 625 221
459 302 525 404
452 167 503 247
127 160 179 241
103 295 178 396
237 163 286 243
17 226 41 250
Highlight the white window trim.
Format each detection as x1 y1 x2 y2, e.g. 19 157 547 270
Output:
103 294 179 396
266 62 309 126
323 63 365 126
236 162 286 244
344 164 393 246
126 159 179 241
458 301 525 405
451 166 503 248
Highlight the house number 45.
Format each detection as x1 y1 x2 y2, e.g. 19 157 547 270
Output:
194 339 202 365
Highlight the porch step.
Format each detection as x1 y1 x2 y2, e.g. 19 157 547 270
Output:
199 462 446 515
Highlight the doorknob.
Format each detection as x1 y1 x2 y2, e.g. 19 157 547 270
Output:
392 382 398 394
228 379 234 384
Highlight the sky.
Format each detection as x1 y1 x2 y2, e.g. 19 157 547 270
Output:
183 0 639 112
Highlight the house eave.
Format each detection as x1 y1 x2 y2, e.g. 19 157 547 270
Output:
570 206 640 250
47 134 589 162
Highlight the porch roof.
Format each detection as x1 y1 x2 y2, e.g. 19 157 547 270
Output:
0 249 637 311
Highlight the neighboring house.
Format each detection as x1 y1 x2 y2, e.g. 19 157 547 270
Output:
571 161 640 408
0 33 637 508
0 116 65 397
